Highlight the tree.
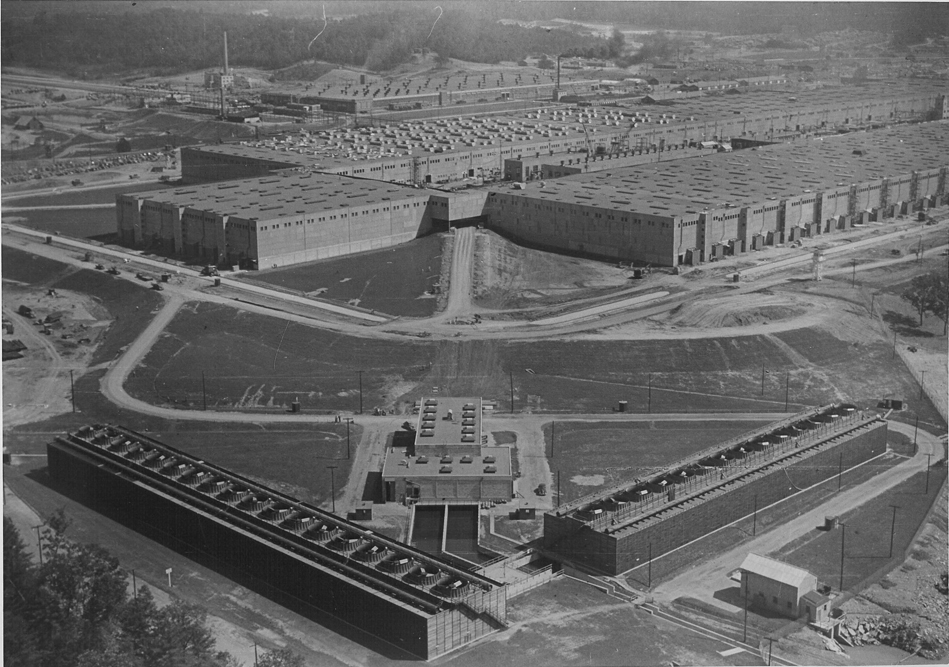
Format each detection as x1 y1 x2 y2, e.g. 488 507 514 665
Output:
607 28 625 59
901 268 948 327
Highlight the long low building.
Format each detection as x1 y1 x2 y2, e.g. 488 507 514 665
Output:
48 425 507 660
485 122 949 266
543 405 887 575
117 172 436 268
181 81 947 187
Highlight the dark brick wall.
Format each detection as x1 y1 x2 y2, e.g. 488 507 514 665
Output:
545 421 887 575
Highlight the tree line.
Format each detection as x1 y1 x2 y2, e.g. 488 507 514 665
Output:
1 7 618 76
4 512 301 667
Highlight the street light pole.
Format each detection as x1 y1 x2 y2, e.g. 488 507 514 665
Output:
327 466 338 514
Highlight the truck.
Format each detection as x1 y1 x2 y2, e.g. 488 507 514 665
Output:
200 265 220 277
17 305 34 319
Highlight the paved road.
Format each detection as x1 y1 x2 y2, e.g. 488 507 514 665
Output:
645 420 943 609
4 224 388 324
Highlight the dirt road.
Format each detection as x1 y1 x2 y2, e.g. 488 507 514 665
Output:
645 420 943 610
2 305 71 428
440 226 475 321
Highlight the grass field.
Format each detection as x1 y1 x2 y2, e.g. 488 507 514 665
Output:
542 421 773 503
443 576 761 667
1 244 74 285
246 234 445 317
771 464 948 594
6 181 170 207
125 297 938 419
3 207 117 240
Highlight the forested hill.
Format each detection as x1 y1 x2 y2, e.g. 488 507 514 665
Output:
1 7 616 77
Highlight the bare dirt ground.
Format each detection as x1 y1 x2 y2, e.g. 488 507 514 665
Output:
473 229 630 311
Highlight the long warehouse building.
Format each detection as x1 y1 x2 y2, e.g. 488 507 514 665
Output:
485 121 949 265
48 425 507 660
543 405 887 576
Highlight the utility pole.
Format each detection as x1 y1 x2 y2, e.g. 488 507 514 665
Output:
345 418 353 460
892 331 897 359
888 505 899 558
851 259 857 287
767 638 774 666
647 372 652 414
839 522 847 592
742 582 750 643
752 495 758 536
202 371 207 411
919 370 927 400
761 366 765 396
913 414 919 454
551 421 555 458
70 370 76 412
33 525 44 565
838 452 843 491
357 370 363 414
925 454 932 494
556 470 561 508
784 372 790 412
327 466 338 514
869 292 875 317
132 570 137 597
510 371 514 414
647 542 652 589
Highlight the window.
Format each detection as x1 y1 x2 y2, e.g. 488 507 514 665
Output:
772 596 778 605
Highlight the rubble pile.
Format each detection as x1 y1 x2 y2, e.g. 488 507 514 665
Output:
837 613 948 659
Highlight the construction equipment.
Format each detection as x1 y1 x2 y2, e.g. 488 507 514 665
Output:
201 265 220 277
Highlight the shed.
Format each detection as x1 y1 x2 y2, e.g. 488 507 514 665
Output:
801 590 833 626
738 553 818 619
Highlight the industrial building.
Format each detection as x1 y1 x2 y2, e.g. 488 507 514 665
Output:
738 553 823 620
486 122 949 265
543 405 887 576
116 171 435 268
180 81 947 186
48 425 507 660
382 398 515 504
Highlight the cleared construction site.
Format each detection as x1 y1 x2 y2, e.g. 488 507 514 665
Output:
543 405 888 576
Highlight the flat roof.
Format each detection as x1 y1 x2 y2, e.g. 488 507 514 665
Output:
383 446 512 480
55 424 502 610
122 171 428 222
414 397 483 448
491 121 949 217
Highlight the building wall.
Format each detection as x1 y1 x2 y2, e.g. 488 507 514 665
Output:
544 421 886 575
741 571 816 619
484 191 676 265
47 441 436 658
390 475 514 502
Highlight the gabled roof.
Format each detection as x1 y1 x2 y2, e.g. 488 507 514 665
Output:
739 553 814 589
801 590 831 606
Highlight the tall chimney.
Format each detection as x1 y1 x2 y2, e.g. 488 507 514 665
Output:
223 32 229 75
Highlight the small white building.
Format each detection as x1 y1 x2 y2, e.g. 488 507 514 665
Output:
739 553 818 619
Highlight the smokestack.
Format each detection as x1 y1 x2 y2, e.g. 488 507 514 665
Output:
223 32 229 75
